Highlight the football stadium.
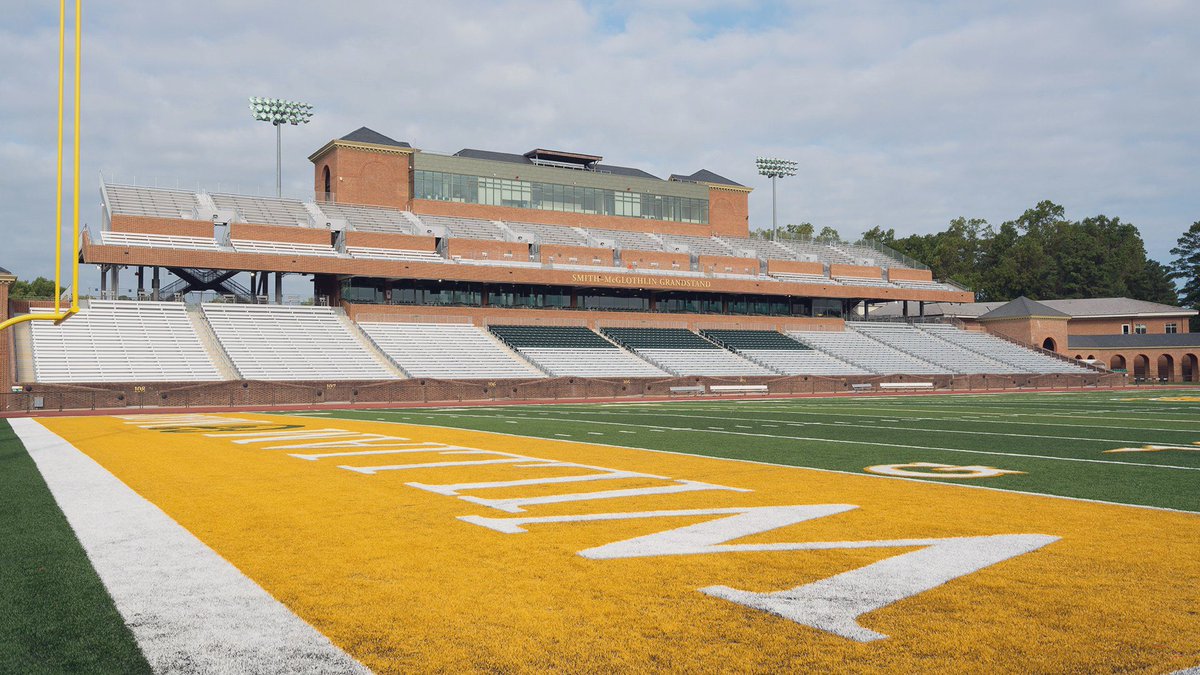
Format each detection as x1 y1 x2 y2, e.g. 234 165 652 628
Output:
4 7 1200 674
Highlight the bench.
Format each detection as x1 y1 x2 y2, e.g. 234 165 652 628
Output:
878 382 935 390
850 383 873 392
709 384 769 395
668 385 706 395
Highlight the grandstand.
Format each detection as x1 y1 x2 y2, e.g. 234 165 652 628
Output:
200 304 395 381
359 322 542 379
488 325 668 378
27 300 222 383
600 327 772 376
6 127 1167 408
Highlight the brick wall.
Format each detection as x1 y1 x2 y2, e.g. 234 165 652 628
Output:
231 223 332 245
887 268 934 282
539 245 615 267
698 255 759 276
110 215 214 237
446 239 531 262
314 144 412 210
766 260 826 276
619 250 692 271
344 232 437 252
706 187 750 237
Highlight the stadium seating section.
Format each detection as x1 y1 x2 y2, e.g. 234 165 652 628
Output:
18 299 1099 384
28 301 222 382
201 304 394 381
488 325 668 378
359 322 542 379
601 327 772 376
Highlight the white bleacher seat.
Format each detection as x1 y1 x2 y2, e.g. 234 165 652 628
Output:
505 221 590 246
317 203 416 234
102 231 222 251
634 349 773 376
789 329 952 375
718 237 800 261
517 348 669 378
739 350 870 376
420 215 507 240
347 246 445 263
585 227 663 251
833 276 893 288
769 272 835 284
201 304 394 380
231 239 340 257
359 323 542 379
849 322 1028 374
657 234 735 256
103 184 200 219
210 193 311 226
29 300 222 383
919 324 1089 374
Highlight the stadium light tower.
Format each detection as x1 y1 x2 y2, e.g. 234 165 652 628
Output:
755 157 797 241
249 97 313 197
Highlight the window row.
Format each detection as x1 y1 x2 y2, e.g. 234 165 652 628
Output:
413 170 709 224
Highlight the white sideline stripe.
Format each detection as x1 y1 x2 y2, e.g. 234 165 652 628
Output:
8 418 370 675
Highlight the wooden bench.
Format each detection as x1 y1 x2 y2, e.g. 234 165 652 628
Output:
878 382 935 390
709 384 769 395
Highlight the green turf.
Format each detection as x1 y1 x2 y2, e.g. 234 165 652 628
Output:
295 389 1200 512
0 419 151 674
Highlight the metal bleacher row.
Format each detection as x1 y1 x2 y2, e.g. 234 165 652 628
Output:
22 301 1093 384
100 183 966 288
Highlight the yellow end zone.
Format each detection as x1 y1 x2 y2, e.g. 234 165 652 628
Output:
38 413 1200 673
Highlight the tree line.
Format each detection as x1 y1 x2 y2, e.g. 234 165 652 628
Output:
763 201 1199 322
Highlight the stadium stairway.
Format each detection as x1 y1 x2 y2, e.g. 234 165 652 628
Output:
10 320 35 383
700 329 868 376
599 327 773 377
186 306 241 380
337 312 409 379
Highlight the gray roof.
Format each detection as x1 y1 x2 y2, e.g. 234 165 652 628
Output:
340 127 411 148
1069 333 1200 349
453 148 659 179
670 169 745 187
871 301 1001 318
1036 297 1197 318
979 296 1070 320
0 265 11 275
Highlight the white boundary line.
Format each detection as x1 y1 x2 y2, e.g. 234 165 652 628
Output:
8 418 371 675
297 411 1200 516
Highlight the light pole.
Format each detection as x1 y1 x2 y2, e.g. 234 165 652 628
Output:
755 157 797 241
249 97 313 197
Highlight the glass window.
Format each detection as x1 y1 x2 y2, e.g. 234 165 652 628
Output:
1166 323 1178 334
1122 324 1131 335
1135 324 1147 334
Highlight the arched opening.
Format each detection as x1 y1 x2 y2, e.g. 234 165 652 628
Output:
1042 337 1057 351
1074 354 1083 360
1183 354 1199 383
1087 354 1095 360
1133 354 1150 381
322 166 332 201
1110 354 1126 373
1157 354 1175 382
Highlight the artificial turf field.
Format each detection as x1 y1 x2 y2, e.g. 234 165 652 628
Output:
4 389 1200 673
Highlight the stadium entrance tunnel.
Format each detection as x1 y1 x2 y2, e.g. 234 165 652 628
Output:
1110 354 1126 372
1133 354 1151 380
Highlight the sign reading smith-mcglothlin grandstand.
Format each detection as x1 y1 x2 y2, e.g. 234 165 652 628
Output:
570 273 714 289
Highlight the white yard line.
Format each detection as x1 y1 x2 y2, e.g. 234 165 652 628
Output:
548 409 1197 448
647 403 1200 435
419 412 1200 472
318 413 1199 515
9 418 369 675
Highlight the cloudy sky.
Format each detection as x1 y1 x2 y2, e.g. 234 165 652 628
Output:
1 0 1197 289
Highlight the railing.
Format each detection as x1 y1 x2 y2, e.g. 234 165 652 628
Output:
851 238 930 271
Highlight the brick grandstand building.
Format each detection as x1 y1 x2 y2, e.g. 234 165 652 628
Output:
5 128 1171 409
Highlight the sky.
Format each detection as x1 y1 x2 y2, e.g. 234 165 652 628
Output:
1 0 1197 293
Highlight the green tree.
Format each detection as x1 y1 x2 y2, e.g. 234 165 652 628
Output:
1130 260 1180 306
860 226 895 246
1170 220 1200 327
783 222 815 240
10 276 57 299
814 226 841 243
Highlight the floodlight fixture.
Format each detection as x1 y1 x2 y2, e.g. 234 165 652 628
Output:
755 156 798 241
249 97 314 197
